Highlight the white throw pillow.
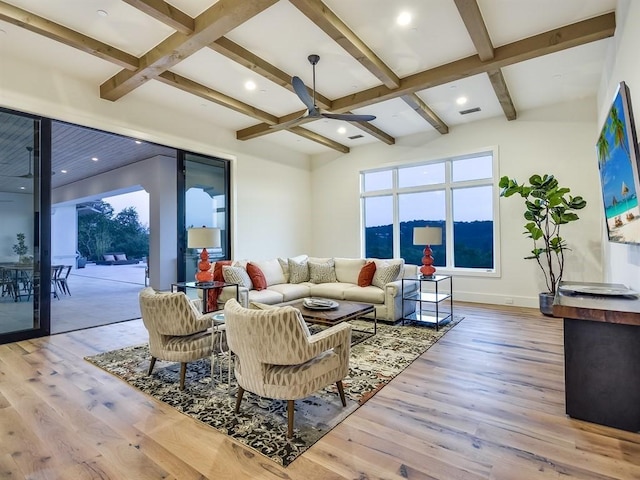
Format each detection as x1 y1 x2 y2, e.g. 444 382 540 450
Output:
222 265 253 289
288 258 310 284
308 258 337 283
253 258 287 286
371 262 402 289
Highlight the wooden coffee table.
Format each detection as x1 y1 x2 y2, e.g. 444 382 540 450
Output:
277 298 377 335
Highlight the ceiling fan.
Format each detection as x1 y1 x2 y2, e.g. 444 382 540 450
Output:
0 146 34 179
276 54 376 129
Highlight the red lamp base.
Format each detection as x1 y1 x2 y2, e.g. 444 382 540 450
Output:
419 245 436 277
195 248 213 283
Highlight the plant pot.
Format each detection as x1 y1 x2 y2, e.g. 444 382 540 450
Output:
539 292 556 316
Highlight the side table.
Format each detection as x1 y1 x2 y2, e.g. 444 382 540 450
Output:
171 281 238 313
401 274 453 330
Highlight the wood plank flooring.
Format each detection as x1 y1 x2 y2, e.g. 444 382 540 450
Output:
1 302 639 479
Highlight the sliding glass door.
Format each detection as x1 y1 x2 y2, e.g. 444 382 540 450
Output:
0 109 51 342
178 152 231 282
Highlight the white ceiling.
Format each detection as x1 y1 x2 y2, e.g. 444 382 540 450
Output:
0 0 617 186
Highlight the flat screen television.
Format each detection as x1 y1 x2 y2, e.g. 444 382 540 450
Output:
596 81 640 245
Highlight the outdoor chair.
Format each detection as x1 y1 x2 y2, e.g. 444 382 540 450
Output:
56 265 72 296
138 287 225 390
223 298 352 438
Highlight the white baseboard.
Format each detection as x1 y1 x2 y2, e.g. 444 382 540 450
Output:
453 290 539 309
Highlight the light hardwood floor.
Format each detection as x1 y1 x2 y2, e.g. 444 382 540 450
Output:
1 302 639 479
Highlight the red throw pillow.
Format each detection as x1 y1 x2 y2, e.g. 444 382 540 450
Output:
213 260 232 282
246 262 267 291
358 261 377 287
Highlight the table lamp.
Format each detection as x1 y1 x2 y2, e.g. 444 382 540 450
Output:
413 226 442 278
187 227 221 284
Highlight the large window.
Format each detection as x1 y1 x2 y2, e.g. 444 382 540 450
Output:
361 150 499 275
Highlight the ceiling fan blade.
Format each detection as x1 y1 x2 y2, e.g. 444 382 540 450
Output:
321 112 377 122
292 76 316 112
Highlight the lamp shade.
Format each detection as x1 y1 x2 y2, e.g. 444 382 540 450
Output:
187 227 221 249
413 226 442 246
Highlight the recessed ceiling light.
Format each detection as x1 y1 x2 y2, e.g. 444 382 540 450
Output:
91 157 98 161
456 96 468 105
397 11 412 26
337 126 346 134
244 80 256 91
61 170 68 174
135 140 142 144
20 186 25 190
97 9 108 17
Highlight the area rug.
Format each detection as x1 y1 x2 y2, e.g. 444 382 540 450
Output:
85 316 463 466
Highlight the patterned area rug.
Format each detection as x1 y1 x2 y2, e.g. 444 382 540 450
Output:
85 316 463 467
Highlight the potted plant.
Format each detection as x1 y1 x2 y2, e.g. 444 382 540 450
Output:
12 232 30 264
499 174 587 315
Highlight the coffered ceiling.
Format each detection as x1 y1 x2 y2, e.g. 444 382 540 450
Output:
0 0 617 190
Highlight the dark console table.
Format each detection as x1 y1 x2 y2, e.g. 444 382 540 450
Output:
553 281 640 432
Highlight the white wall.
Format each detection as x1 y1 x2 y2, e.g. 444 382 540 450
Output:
310 98 604 307
597 0 640 291
51 205 77 267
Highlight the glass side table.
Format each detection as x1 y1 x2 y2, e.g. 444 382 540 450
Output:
401 274 453 331
171 281 238 313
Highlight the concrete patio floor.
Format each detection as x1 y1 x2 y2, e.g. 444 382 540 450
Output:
0 263 148 335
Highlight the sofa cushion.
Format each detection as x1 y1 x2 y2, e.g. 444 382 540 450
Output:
246 263 267 291
343 285 385 303
223 265 253 289
309 282 351 300
115 253 127 261
268 282 312 301
371 260 403 289
308 258 337 283
288 258 310 284
357 261 376 287
247 288 284 305
253 258 286 286
103 254 115 262
334 258 366 284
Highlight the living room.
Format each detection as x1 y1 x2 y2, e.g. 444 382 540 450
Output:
1 0 639 477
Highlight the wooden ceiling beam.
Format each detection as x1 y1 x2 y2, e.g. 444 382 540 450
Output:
288 126 349 153
488 69 517 120
100 0 278 101
238 13 614 140
453 0 494 61
209 37 333 109
401 94 449 134
330 13 615 112
289 0 400 89
157 72 278 124
0 1 139 70
122 0 195 34
453 0 516 120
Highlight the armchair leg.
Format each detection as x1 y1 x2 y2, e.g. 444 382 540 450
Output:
179 362 187 390
336 380 346 407
148 357 157 376
235 386 245 413
287 400 295 438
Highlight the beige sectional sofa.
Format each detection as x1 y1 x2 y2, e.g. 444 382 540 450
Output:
216 256 418 322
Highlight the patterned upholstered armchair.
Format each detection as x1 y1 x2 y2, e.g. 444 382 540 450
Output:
223 298 352 438
139 287 224 390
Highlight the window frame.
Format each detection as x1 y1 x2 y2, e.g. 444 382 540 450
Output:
360 148 501 277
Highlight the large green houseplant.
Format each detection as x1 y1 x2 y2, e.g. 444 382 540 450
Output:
499 174 587 315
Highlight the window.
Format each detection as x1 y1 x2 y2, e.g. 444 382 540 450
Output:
361 150 499 274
